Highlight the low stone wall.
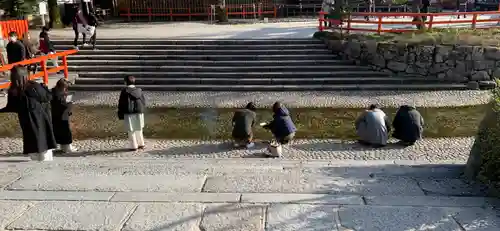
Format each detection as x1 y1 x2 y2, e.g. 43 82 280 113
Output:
324 38 500 84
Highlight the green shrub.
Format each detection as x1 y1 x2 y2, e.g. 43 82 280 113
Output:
466 80 500 192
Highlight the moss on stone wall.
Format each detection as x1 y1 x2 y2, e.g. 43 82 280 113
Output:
466 80 500 193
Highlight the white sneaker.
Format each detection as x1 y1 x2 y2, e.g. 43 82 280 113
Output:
61 144 78 153
233 143 240 148
246 142 255 148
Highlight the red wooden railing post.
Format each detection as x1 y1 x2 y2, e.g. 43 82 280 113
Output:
62 56 69 80
428 15 434 30
40 60 48 85
148 8 152 22
347 14 352 34
274 5 277 18
319 15 323 31
471 13 477 29
377 15 382 34
242 5 245 19
170 8 173 21
127 8 131 21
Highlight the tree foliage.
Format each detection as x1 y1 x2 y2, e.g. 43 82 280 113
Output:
48 0 61 28
0 0 37 18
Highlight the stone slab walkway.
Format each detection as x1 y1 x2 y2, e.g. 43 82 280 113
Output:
0 158 498 230
0 137 474 163
43 90 493 108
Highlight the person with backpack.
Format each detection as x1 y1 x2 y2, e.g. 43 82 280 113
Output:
118 76 146 151
231 102 257 148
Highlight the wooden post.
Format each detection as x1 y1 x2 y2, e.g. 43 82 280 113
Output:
62 56 69 80
377 16 382 34
148 8 152 22
41 60 49 85
471 13 477 29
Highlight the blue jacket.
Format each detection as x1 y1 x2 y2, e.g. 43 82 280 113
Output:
265 106 297 138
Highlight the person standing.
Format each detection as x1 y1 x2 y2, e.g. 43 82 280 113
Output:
0 66 57 161
6 31 26 64
232 102 257 148
118 76 146 151
86 12 98 50
73 7 89 48
51 78 77 153
355 104 391 148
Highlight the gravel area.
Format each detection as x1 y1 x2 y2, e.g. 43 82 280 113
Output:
0 137 473 162
36 90 493 108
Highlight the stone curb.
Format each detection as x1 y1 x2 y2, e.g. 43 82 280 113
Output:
0 191 495 207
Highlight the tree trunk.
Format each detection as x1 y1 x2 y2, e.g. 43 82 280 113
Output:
48 0 62 28
215 0 228 23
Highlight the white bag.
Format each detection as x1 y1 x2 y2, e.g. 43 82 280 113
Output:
266 141 282 158
77 24 95 37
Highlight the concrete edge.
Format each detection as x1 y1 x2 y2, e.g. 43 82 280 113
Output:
0 191 496 207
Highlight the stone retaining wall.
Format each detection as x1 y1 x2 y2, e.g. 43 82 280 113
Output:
324 39 500 83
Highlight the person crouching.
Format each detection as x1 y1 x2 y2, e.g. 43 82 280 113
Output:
232 102 257 148
355 104 391 148
118 76 146 151
392 105 424 146
262 102 297 144
51 78 77 153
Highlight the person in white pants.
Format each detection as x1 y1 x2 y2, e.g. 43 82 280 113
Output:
117 76 146 150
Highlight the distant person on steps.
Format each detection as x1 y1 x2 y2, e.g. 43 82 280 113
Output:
232 102 257 148
51 78 77 153
118 76 146 151
355 104 391 148
39 27 59 69
86 12 98 50
72 6 89 48
392 105 424 146
6 31 26 64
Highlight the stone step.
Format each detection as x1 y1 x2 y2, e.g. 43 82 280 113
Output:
55 43 327 50
77 71 390 78
63 59 354 66
52 38 324 45
73 49 332 55
70 84 469 91
67 54 338 60
75 77 455 85
68 65 369 72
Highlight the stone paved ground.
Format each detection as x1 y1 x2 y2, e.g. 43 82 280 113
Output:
0 157 498 230
44 90 494 108
0 137 473 163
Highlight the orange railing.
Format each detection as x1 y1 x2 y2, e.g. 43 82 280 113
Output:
120 4 277 21
318 11 500 34
0 20 29 39
0 50 78 89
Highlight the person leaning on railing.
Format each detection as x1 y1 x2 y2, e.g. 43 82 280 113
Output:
39 26 60 71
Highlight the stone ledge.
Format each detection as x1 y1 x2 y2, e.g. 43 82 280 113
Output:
241 193 363 205
365 195 500 207
325 37 500 88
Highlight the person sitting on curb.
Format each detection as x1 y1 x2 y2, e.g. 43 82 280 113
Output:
355 104 391 148
262 102 297 145
392 105 424 146
118 76 146 151
231 102 257 148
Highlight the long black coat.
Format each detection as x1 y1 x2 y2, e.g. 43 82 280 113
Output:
6 40 26 64
392 105 424 143
51 90 73 145
13 82 57 154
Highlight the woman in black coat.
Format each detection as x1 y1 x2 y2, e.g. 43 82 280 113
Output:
392 105 424 146
51 78 76 153
0 66 57 160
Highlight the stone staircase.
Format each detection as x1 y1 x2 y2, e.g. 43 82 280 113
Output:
53 39 469 91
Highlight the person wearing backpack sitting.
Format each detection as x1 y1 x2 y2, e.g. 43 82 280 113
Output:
118 76 146 151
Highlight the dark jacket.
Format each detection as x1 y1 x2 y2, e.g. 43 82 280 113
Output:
118 86 146 120
13 81 57 154
39 31 55 54
51 89 73 144
6 40 26 64
232 109 256 139
264 106 297 138
87 14 99 27
392 105 424 142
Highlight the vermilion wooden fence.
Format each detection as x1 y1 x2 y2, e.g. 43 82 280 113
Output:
318 11 500 34
0 20 29 39
0 50 78 89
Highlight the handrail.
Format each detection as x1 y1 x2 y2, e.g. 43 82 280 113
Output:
0 49 78 89
318 11 500 34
